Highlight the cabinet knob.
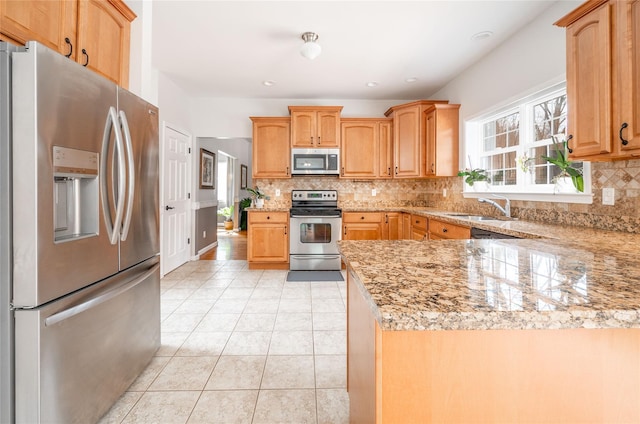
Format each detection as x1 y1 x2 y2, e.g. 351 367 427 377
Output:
566 134 573 154
267 216 270 220
64 37 73 58
620 123 629 146
360 216 365 220
442 228 448 233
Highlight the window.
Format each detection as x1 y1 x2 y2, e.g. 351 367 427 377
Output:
464 83 592 203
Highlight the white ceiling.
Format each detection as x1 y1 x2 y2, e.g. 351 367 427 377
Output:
151 1 555 100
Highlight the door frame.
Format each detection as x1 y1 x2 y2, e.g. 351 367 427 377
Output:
159 121 193 277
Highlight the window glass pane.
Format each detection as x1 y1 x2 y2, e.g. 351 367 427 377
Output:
533 94 567 142
496 134 507 148
484 135 496 152
504 169 517 185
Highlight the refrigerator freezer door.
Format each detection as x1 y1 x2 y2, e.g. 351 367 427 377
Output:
12 42 119 307
14 256 160 424
117 87 160 270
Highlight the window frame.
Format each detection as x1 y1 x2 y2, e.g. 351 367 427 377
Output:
462 82 593 204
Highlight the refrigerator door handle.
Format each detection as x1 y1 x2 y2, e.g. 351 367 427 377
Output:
118 110 135 241
44 263 159 327
100 106 126 245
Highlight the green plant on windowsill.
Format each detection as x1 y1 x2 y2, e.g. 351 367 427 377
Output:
457 168 490 186
541 135 584 193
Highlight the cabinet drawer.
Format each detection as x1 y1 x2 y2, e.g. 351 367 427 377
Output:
343 212 382 223
428 218 470 239
411 214 428 231
248 211 288 224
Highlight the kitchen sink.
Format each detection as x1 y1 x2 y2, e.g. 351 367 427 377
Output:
442 213 501 221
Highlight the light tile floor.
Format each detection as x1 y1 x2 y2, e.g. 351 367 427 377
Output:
98 260 349 424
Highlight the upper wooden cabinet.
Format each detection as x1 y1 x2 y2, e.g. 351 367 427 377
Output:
289 106 342 148
556 0 640 160
340 118 393 179
250 117 291 178
0 0 135 88
424 104 460 177
384 100 449 178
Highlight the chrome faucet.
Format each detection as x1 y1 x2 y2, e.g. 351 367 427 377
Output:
478 195 511 218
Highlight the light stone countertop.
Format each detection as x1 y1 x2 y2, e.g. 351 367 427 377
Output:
338 208 640 332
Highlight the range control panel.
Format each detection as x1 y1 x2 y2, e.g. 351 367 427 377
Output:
291 190 338 202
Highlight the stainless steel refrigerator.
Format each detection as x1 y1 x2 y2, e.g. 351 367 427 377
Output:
0 41 160 423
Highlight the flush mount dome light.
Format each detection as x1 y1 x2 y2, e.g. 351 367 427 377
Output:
300 32 322 60
471 31 493 41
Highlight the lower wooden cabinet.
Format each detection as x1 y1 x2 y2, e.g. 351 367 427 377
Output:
411 214 428 241
402 213 411 240
342 212 383 240
428 218 470 240
247 211 289 269
382 212 401 240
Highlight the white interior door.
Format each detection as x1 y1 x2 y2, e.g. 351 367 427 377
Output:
161 125 191 275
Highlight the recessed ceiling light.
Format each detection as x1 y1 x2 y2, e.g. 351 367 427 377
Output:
471 31 493 41
405 77 418 83
263 80 276 86
366 81 379 87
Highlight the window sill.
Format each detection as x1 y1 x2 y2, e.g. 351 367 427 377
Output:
462 190 593 204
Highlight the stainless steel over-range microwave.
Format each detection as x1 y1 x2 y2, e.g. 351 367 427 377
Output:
291 148 340 175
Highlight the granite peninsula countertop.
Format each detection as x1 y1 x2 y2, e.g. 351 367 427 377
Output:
338 211 640 331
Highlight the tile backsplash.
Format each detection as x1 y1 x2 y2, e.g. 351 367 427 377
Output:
254 159 640 234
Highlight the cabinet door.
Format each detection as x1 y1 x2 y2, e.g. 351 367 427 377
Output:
248 224 288 262
343 223 382 240
77 0 133 87
617 0 640 154
425 105 460 177
252 118 291 178
378 121 393 178
341 122 378 178
291 110 316 147
402 213 411 240
425 109 437 177
411 228 427 241
0 0 77 56
383 213 401 240
565 2 612 158
317 110 340 147
394 106 421 177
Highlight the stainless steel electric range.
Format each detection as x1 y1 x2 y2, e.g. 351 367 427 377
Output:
289 190 342 270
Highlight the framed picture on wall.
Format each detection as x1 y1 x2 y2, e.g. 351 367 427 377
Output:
200 148 215 189
240 164 248 189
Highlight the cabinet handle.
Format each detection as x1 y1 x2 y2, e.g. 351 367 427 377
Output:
415 220 419 224
318 136 321 145
267 216 270 220
620 122 629 146
360 216 365 220
284 225 287 235
395 166 398 175
286 166 290 176
81 48 89 67
341 167 344 176
310 136 313 144
385 214 388 224
431 163 435 173
442 228 448 233
344 226 347 235
64 37 73 58
388 167 391 176
566 134 573 154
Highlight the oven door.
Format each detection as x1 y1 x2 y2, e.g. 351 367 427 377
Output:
289 215 341 270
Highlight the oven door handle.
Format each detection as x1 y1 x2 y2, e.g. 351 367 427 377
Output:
290 214 342 219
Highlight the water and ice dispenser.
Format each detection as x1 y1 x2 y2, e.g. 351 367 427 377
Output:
53 146 99 242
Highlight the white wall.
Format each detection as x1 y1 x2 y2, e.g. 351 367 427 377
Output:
431 0 581 124
189 98 407 138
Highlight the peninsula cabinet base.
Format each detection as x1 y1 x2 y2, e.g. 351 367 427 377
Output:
347 280 640 423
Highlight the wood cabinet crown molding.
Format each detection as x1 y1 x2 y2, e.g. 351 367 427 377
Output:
384 100 449 117
106 0 136 21
288 105 344 113
554 0 608 27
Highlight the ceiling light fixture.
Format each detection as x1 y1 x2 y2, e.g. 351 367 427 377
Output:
300 32 322 60
405 77 418 83
471 31 493 41
366 81 379 88
262 80 276 86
